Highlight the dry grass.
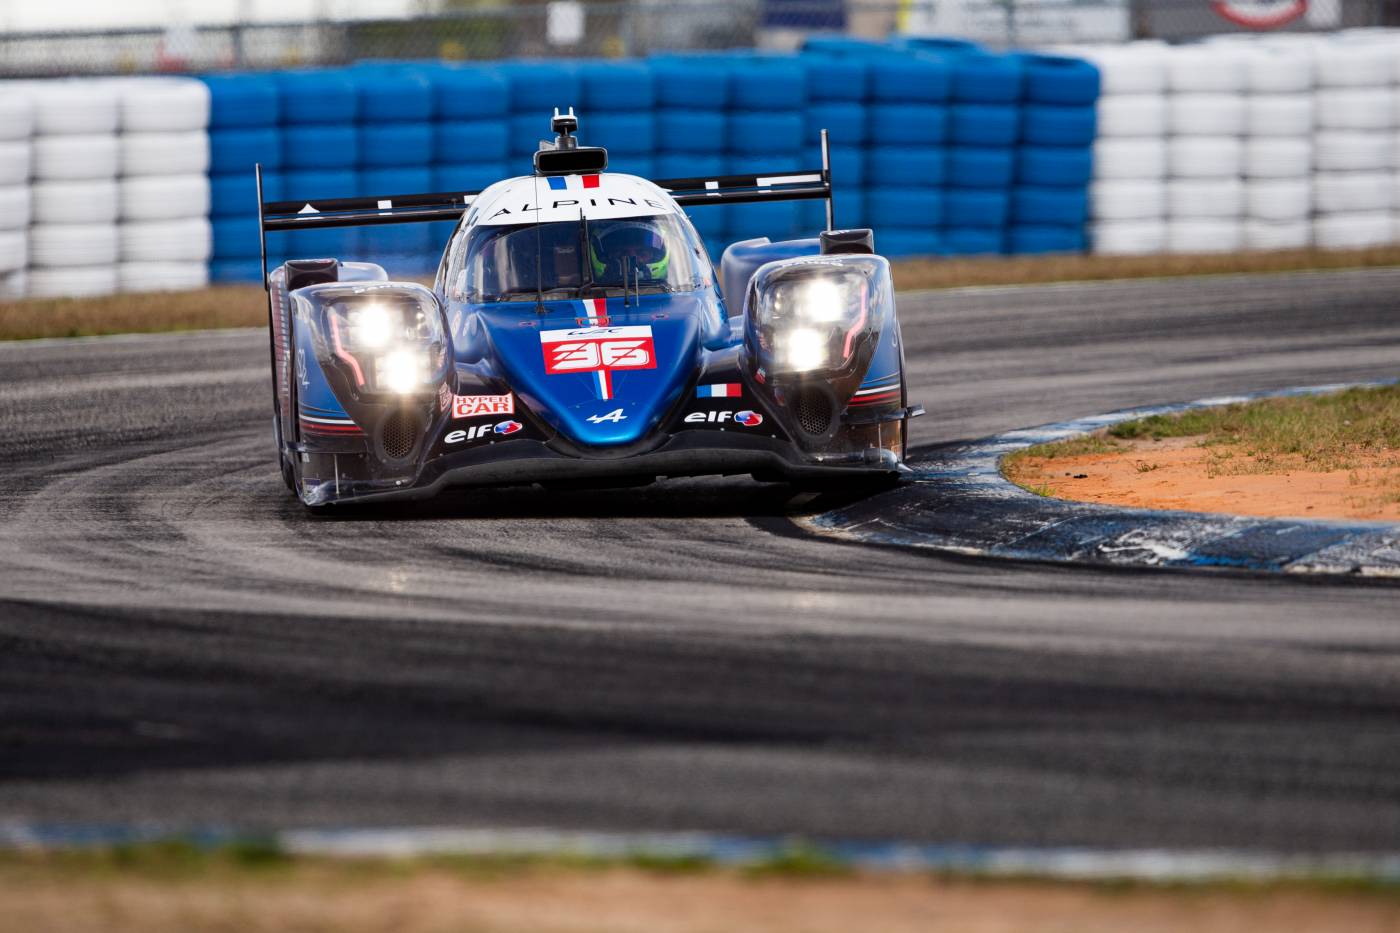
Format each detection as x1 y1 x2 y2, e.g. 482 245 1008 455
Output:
2 246 1399 342
2 847 1399 933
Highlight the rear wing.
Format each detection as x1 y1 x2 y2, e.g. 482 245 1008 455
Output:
256 130 835 289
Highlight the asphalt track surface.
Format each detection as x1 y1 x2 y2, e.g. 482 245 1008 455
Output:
2 269 1399 853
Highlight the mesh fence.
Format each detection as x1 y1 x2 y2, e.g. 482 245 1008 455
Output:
0 0 1395 78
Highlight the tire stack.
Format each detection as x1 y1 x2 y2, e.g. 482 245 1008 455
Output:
864 50 949 257
941 45 1023 257
1236 43 1314 251
1164 45 1248 254
206 74 281 283
25 80 121 298
1310 36 1397 250
725 56 806 245
431 64 510 250
502 62 581 182
799 52 867 242
352 65 435 276
279 68 363 269
1081 43 1169 255
651 55 729 261
1009 53 1096 254
114 77 212 293
0 86 33 299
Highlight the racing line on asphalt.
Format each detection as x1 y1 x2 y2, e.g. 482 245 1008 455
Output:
1 268 1398 853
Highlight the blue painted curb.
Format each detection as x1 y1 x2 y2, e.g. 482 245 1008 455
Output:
802 383 1400 577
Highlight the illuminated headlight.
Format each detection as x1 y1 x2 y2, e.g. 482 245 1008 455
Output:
322 288 447 395
750 263 871 375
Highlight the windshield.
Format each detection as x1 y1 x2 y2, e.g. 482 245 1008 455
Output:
447 213 709 305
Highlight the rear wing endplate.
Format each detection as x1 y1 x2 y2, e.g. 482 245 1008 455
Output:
255 130 835 290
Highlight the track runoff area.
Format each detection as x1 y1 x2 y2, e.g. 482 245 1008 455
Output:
0 268 1398 883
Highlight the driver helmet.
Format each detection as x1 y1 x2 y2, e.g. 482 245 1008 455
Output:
590 221 670 282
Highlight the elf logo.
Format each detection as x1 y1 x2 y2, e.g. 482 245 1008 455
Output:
445 420 522 444
684 410 763 427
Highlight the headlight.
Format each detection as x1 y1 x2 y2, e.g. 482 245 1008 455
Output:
749 262 871 375
320 288 447 396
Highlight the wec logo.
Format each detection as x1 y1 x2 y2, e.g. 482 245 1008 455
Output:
540 325 656 376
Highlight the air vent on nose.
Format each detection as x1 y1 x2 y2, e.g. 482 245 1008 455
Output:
379 407 424 461
793 386 834 437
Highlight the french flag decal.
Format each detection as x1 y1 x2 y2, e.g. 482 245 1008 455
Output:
696 383 741 398
546 175 601 191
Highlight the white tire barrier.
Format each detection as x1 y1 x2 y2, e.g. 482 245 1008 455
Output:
119 174 210 221
1168 178 1245 219
1092 138 1167 179
1090 179 1166 220
32 179 119 225
1097 95 1167 137
0 230 26 273
1243 47 1314 94
0 185 32 230
27 265 118 299
1167 218 1243 253
1244 218 1312 250
114 78 211 133
1169 136 1243 178
0 143 32 187
1243 137 1311 178
29 223 119 268
118 261 210 293
1314 211 1394 249
1313 171 1394 213
1090 219 1167 255
1081 45 1168 95
1314 89 1396 131
1315 44 1394 88
1246 178 1312 221
0 269 25 299
31 134 119 181
1169 94 1245 136
118 217 212 262
1246 95 1313 137
26 81 119 136
1314 131 1393 171
119 131 210 177
0 89 35 141
1167 47 1246 93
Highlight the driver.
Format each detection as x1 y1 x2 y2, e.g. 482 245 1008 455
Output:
590 221 670 285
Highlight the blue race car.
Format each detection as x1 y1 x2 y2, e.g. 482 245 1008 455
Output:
258 110 922 507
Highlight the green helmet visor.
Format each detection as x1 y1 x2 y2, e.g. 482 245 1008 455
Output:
590 224 670 281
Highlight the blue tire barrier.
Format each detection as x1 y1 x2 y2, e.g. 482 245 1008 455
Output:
807 102 865 147
432 162 506 192
210 170 281 218
944 226 1004 255
579 61 655 111
801 55 867 102
730 61 805 111
499 62 581 113
587 112 656 154
281 168 358 201
1011 185 1089 225
1016 53 1100 106
947 146 1015 189
726 199 800 242
360 170 433 257
899 36 981 56
202 74 279 128
801 35 888 58
1017 146 1094 187
210 257 266 283
655 110 725 153
684 203 727 239
650 59 729 110
509 112 548 156
1008 224 1087 254
360 122 434 167
212 215 262 259
949 104 1019 146
728 112 804 154
876 228 943 258
1020 105 1097 147
354 68 434 123
360 167 432 198
800 186 867 231
868 104 949 147
822 145 866 187
868 187 941 229
869 55 950 103
209 127 283 174
947 53 1023 104
280 168 360 258
727 153 800 175
944 188 1010 227
433 66 510 120
287 226 360 260
275 70 357 125
866 146 945 188
605 155 655 178
282 124 358 170
434 120 509 164
655 153 725 180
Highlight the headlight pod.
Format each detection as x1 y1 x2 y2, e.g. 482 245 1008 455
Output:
317 284 448 397
747 259 880 377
